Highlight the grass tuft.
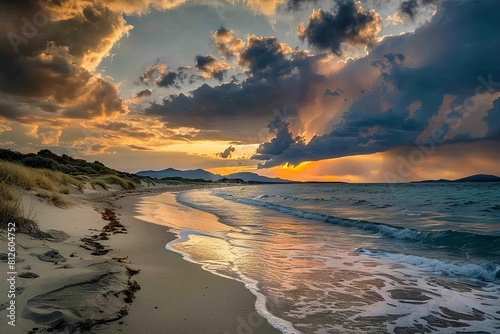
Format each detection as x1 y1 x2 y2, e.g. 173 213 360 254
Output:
35 190 69 208
91 175 137 190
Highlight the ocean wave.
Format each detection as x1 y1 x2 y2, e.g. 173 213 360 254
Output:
212 192 500 255
356 247 500 282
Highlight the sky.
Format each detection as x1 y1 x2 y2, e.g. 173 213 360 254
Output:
0 0 499 182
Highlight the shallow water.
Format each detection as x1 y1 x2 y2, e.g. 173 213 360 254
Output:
143 183 500 333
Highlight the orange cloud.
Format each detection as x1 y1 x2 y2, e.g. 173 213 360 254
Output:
258 153 385 182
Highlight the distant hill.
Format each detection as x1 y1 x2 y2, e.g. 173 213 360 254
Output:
413 174 500 183
136 168 222 181
225 172 290 183
454 174 500 182
136 168 291 183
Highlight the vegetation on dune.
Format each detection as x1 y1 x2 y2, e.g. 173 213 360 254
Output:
0 181 45 237
0 160 84 192
0 149 149 235
35 190 69 208
0 149 142 182
0 149 144 189
91 175 137 190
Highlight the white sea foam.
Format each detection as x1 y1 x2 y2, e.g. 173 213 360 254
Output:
166 228 302 334
357 247 500 282
163 185 500 334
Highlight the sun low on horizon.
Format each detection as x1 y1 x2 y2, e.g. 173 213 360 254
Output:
0 0 499 183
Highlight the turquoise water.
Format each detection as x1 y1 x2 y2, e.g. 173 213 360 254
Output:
162 184 500 333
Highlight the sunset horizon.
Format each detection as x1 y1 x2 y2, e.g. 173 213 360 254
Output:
1 1 499 334
1 0 498 183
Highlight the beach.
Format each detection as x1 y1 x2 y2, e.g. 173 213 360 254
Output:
2 182 500 334
0 185 279 334
152 184 500 333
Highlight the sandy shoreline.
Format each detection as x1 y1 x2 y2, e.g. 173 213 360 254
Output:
0 185 280 333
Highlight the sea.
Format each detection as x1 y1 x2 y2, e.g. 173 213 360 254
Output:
143 183 500 333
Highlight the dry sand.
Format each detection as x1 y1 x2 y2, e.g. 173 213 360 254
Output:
0 185 280 333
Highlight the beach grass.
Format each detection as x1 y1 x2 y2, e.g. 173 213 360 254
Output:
0 185 41 236
0 162 76 229
0 161 84 191
0 185 21 226
91 175 138 190
0 153 142 237
35 189 70 208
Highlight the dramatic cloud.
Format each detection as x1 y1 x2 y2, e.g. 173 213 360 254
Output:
238 35 294 81
253 114 302 159
212 27 245 58
0 43 127 119
399 0 440 19
0 0 130 120
195 55 230 82
139 56 229 88
216 146 236 158
145 35 325 141
36 1 133 70
297 0 382 55
255 0 500 168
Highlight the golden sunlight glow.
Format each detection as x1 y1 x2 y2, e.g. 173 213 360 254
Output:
258 153 385 182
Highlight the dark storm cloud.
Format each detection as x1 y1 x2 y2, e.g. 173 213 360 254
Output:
145 36 325 141
145 81 291 136
0 44 126 119
297 0 382 55
252 114 301 160
238 36 294 82
0 0 129 120
399 0 440 19
254 0 500 168
216 146 235 158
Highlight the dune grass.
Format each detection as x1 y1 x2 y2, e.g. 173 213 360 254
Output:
0 162 77 228
0 184 41 235
35 190 69 208
91 175 138 190
0 183 20 227
0 157 140 236
0 161 84 192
